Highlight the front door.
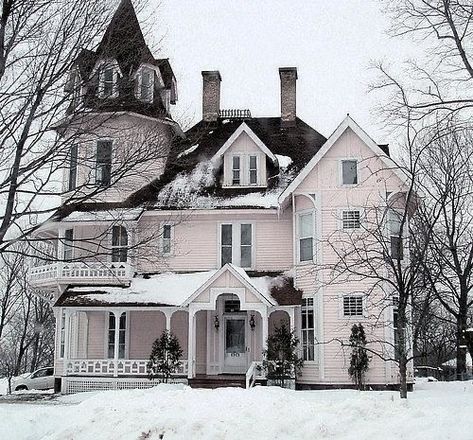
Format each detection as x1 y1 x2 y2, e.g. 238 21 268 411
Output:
223 315 247 373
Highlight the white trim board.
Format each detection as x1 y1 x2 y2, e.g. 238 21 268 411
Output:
279 115 410 205
211 122 277 163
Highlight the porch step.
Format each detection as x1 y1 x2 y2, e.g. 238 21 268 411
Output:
188 375 247 389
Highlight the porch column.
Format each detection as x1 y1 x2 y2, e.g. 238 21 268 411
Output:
112 310 121 378
187 309 197 379
261 310 269 352
164 310 172 332
288 307 296 333
57 228 65 261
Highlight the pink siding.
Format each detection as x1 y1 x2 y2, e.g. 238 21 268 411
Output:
171 311 188 358
195 310 207 374
86 311 106 358
128 311 165 359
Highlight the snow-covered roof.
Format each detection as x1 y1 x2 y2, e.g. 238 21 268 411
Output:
442 353 472 368
56 266 301 307
62 208 144 223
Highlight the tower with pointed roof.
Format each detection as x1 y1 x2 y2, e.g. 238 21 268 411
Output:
61 0 179 203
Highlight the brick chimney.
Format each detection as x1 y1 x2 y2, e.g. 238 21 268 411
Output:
202 71 222 122
279 67 297 125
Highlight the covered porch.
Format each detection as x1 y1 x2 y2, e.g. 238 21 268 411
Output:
54 264 301 392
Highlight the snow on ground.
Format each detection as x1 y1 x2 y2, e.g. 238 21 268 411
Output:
1 381 472 440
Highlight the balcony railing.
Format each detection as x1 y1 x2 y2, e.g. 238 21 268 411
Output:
29 261 133 287
65 359 189 377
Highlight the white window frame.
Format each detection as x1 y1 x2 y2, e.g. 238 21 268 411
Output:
341 294 365 318
224 152 265 188
136 66 155 103
59 309 66 358
106 312 128 359
341 209 361 229
232 155 241 186
97 60 121 99
63 228 74 262
340 158 359 186
388 209 405 261
248 154 258 186
296 209 315 264
301 297 315 361
95 139 113 187
218 222 255 269
160 223 174 257
111 225 128 263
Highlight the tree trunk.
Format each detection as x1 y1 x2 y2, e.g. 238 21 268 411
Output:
456 312 468 380
397 307 408 398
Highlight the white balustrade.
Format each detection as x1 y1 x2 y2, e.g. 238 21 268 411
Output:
29 261 133 286
65 359 189 377
245 361 264 388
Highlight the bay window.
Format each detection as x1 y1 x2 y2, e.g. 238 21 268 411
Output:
302 298 315 361
298 211 314 263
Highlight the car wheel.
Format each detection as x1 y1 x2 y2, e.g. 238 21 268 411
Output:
15 385 28 391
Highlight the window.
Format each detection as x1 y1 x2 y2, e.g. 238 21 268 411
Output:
101 67 115 98
389 210 404 260
302 298 315 361
298 212 314 262
232 156 241 185
111 226 128 262
240 224 252 268
108 312 126 359
220 223 253 268
249 155 257 185
68 144 78 192
341 160 358 185
162 224 172 255
139 68 154 102
96 140 112 187
60 310 66 358
225 298 241 313
342 210 361 229
63 229 73 261
343 295 363 317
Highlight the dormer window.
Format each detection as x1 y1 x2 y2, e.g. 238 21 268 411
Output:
138 67 154 102
232 156 241 185
96 60 120 99
249 155 257 185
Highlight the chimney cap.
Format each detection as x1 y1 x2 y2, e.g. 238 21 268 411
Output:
201 70 222 81
279 67 298 79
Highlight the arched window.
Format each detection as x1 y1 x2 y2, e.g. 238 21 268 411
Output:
111 225 128 262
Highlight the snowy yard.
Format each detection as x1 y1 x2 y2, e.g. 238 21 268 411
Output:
0 380 472 440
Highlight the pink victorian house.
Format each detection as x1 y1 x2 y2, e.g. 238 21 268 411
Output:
30 0 411 393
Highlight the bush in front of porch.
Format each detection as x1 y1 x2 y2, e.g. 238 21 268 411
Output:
262 323 303 388
148 331 183 383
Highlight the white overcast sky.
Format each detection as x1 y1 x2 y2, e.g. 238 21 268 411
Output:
151 0 421 143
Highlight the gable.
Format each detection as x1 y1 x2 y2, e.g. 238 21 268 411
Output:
279 116 409 204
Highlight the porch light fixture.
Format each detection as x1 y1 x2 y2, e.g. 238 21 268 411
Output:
214 315 220 331
249 314 256 331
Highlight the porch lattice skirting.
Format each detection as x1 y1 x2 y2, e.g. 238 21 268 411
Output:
62 377 188 394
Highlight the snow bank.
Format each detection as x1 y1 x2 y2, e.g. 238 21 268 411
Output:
1 381 472 440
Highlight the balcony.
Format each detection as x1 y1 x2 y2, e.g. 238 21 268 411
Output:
29 261 133 288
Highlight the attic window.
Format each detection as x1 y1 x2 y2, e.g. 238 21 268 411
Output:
138 67 154 103
98 63 119 99
232 156 241 185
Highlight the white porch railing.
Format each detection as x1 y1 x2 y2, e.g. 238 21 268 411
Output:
245 361 264 388
65 359 189 377
29 261 133 286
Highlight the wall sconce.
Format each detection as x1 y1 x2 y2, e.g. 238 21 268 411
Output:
249 314 256 331
214 315 220 331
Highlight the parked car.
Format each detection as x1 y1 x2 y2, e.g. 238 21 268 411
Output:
12 367 54 391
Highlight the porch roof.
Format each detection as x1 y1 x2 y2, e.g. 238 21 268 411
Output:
54 266 302 308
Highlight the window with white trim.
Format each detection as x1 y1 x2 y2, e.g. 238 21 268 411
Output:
220 223 253 268
249 155 258 185
343 295 363 317
389 209 404 260
302 298 315 361
342 210 361 229
111 226 128 262
341 160 358 185
108 312 126 359
232 156 241 185
63 229 74 261
298 212 314 263
138 67 154 102
161 224 173 256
